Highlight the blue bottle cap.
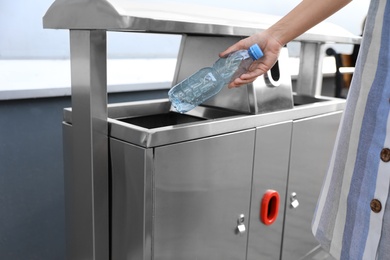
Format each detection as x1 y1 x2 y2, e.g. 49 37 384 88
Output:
248 44 264 60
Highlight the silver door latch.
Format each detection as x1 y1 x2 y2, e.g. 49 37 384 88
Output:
290 192 299 209
236 214 246 235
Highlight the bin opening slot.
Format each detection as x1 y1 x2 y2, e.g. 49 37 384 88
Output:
293 94 328 106
118 112 206 129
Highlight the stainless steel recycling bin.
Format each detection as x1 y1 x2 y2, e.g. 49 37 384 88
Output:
63 93 345 260
43 1 360 259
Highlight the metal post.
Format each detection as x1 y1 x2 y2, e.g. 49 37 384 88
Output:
296 42 326 96
67 29 109 260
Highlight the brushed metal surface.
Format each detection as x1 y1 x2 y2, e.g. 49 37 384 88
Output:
153 129 255 259
296 42 326 96
282 111 342 260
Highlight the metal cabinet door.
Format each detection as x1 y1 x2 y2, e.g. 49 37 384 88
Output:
282 111 342 260
247 121 292 260
153 129 256 260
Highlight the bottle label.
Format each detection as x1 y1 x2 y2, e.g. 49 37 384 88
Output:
240 52 250 59
206 72 217 82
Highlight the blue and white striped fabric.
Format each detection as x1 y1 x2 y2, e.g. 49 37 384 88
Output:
312 0 390 259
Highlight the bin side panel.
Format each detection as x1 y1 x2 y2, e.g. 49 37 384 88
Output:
110 138 153 260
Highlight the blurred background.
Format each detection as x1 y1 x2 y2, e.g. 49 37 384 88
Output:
0 0 369 259
1 0 369 59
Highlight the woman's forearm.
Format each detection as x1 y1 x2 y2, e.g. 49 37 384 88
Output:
268 0 352 46
220 0 352 87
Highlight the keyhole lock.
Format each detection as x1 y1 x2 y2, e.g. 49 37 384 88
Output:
236 214 246 235
290 192 299 209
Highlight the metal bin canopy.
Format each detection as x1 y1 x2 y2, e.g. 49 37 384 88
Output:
43 0 360 44
43 0 361 99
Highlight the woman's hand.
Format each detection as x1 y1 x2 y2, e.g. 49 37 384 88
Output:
219 30 284 88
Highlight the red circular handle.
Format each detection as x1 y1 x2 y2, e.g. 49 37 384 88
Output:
260 190 280 225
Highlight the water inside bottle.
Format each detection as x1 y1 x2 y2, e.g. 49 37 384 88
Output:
214 50 250 82
169 49 252 113
169 68 221 113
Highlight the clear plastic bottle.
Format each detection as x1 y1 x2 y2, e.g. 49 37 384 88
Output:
168 44 263 113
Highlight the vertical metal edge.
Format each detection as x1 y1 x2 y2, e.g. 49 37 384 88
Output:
144 149 154 260
69 29 108 260
279 120 295 260
171 34 187 86
246 82 258 114
296 42 325 96
62 122 74 258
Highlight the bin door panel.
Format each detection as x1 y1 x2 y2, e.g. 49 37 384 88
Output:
154 129 255 260
247 121 292 260
282 111 342 260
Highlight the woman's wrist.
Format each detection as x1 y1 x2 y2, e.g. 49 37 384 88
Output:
266 0 352 46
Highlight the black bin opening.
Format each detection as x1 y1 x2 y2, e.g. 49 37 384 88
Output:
118 112 206 129
293 94 328 106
